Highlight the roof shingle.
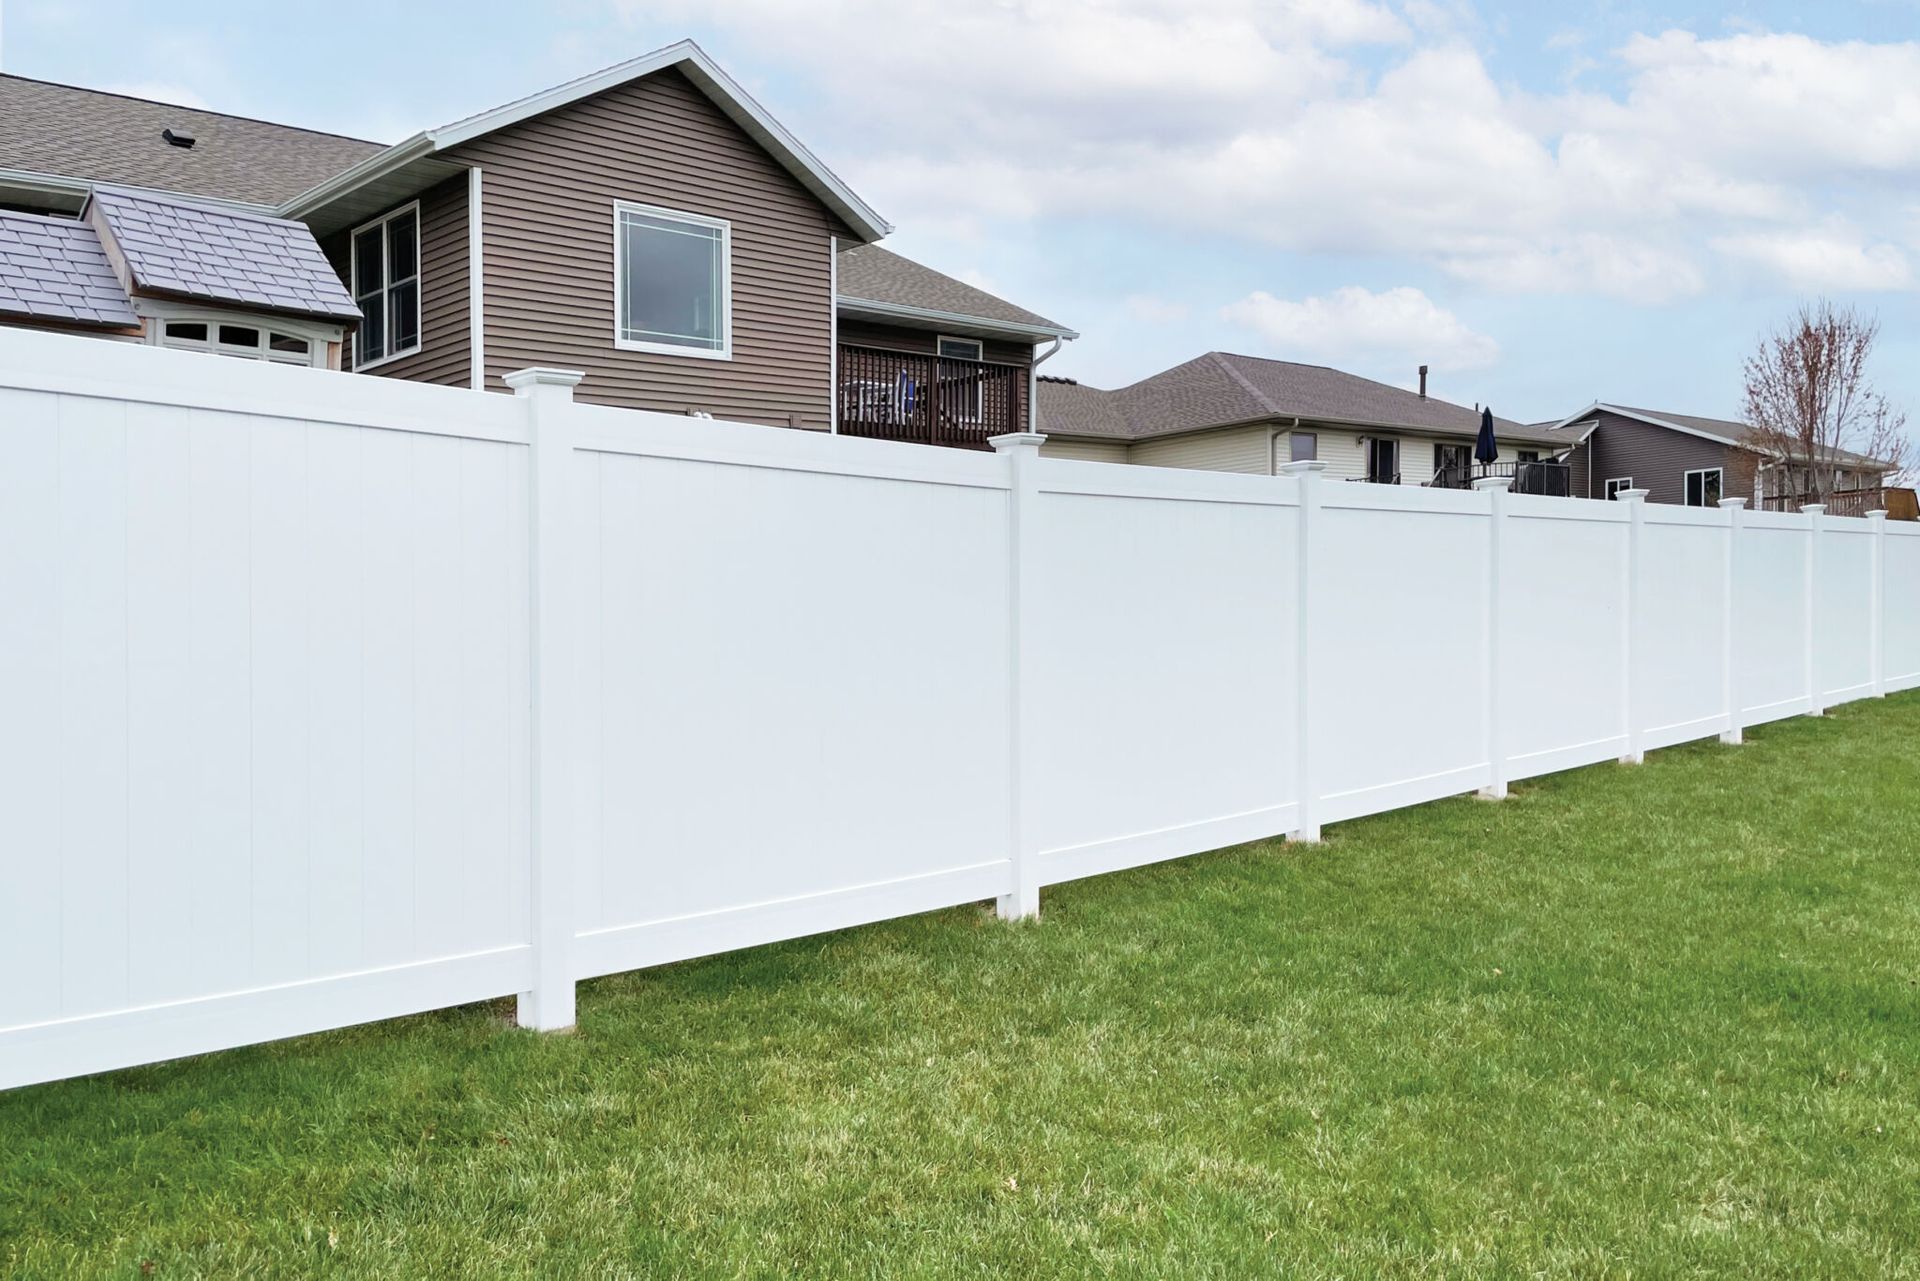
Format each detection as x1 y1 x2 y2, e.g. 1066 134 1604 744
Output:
0 210 138 329
0 74 383 206
836 244 1073 336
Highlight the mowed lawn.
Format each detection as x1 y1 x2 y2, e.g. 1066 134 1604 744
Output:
5 698 1920 1278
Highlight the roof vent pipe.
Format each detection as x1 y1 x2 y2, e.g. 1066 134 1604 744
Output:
1418 365 1428 399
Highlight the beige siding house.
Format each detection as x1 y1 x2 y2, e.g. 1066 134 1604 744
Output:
1037 353 1571 490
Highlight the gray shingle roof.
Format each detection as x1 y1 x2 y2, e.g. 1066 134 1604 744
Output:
1039 352 1565 444
0 210 138 329
0 74 383 206
836 244 1074 336
92 186 359 321
1566 403 1891 472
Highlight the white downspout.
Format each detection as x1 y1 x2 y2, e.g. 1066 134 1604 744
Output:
1027 336 1063 433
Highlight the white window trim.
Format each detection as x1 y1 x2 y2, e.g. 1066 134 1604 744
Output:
1605 476 1635 500
612 200 733 361
138 300 342 369
349 200 423 372
1684 467 1724 507
935 334 984 362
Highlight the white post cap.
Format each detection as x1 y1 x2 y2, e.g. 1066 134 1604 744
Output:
1717 497 1748 510
990 432 1047 455
1619 488 1650 503
503 368 587 393
1472 476 1513 492
1279 460 1328 477
1803 504 1826 517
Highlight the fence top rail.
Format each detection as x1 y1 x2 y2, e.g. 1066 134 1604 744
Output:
566 400 1011 491
1506 492 1630 524
0 325 529 446
1033 456 1299 509
1642 505 1732 529
1321 480 1488 518
1744 508 1816 531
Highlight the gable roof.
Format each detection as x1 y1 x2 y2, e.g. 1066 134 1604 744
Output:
1545 401 1893 471
0 74 382 207
282 40 890 241
0 209 140 329
90 186 359 322
1038 352 1563 444
835 244 1076 340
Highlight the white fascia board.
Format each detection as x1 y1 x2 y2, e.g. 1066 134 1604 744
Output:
836 295 1080 342
285 40 892 242
0 165 276 217
1591 403 1745 447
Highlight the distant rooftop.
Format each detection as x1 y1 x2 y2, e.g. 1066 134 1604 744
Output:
1038 352 1562 443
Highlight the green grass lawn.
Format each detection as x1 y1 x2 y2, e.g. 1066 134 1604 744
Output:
5 697 1920 1278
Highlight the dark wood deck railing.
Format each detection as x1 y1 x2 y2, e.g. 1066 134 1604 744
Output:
837 344 1025 449
1759 487 1886 517
1429 460 1572 497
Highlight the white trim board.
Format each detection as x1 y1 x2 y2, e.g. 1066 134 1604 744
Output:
279 41 891 244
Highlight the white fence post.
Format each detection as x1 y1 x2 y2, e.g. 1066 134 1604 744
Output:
1719 497 1747 745
1474 476 1512 799
1619 488 1649 765
993 430 1046 921
505 367 585 1032
1868 508 1888 698
1805 503 1825 717
1281 460 1326 841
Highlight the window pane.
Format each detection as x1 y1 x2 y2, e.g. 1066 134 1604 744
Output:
389 279 420 353
218 325 260 348
937 337 983 361
268 333 310 356
358 301 385 365
619 211 724 349
387 210 418 283
1703 471 1721 506
353 227 384 295
1291 432 1317 462
164 321 208 342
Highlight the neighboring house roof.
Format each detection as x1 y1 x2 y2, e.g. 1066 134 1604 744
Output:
835 244 1078 340
89 187 359 322
1038 352 1563 444
281 40 891 241
1546 401 1891 471
0 208 139 329
0 74 382 207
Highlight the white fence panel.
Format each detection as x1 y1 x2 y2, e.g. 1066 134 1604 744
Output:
1887 527 1920 692
1736 513 1814 725
1638 509 1732 750
1025 461 1300 884
1817 521 1876 703
0 335 533 1090
2 327 1915 1091
1313 486 1490 823
565 407 1014 980
1502 497 1630 779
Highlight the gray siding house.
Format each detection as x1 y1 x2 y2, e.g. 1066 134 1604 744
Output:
0 42 1073 441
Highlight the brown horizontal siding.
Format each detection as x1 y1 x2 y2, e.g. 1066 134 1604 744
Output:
1567 410 1742 505
447 67 852 429
320 175 470 387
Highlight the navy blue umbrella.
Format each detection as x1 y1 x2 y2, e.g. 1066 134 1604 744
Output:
1474 407 1499 465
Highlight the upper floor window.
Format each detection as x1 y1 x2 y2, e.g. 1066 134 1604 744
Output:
936 336 984 362
350 203 420 369
614 201 730 359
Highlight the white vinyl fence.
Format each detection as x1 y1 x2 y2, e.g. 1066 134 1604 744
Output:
3 328 1916 1090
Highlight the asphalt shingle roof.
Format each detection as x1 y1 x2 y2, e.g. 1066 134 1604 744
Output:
91 187 360 321
1039 352 1565 444
836 244 1073 335
0 74 383 206
0 209 138 329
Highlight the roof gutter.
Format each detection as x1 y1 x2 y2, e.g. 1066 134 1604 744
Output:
0 165 276 217
835 294 1079 341
275 133 436 221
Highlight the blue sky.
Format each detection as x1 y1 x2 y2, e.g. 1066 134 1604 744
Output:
8 0 1920 430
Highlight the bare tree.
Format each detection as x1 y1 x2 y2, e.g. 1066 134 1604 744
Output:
1742 300 1909 508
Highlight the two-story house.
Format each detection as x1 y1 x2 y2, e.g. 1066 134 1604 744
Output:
0 41 1075 443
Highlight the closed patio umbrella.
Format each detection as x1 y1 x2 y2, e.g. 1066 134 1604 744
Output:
1474 407 1499 466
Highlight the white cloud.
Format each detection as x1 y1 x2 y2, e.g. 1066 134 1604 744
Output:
1712 228 1914 292
1221 285 1500 371
616 5 1920 299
